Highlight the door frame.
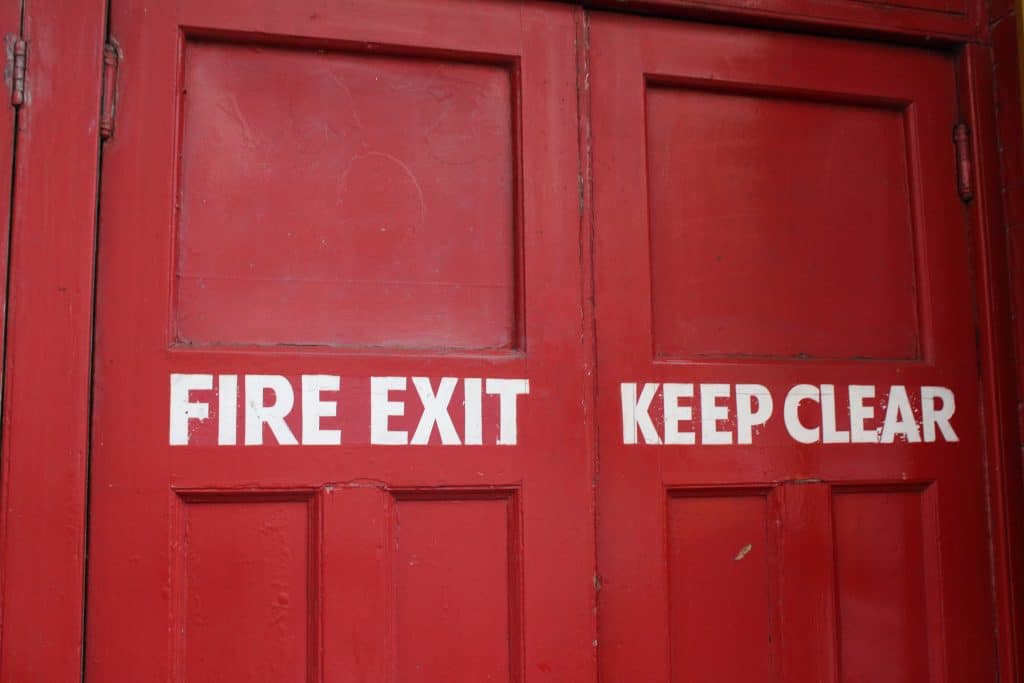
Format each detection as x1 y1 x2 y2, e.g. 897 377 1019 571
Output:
1 1 1022 681
955 42 1023 683
0 0 106 680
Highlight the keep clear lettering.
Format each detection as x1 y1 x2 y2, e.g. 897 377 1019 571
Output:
168 374 529 447
620 382 959 445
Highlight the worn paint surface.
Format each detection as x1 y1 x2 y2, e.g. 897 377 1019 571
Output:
0 0 107 681
590 14 998 682
0 0 1021 681
86 1 593 681
168 373 531 447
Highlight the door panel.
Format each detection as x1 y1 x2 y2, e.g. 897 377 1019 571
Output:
86 2 593 681
831 486 938 683
590 13 996 683
645 85 920 361
175 41 517 351
665 489 777 680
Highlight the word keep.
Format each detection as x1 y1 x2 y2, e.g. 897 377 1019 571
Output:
169 374 529 447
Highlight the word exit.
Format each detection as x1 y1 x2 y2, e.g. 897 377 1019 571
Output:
621 382 959 446
169 374 529 447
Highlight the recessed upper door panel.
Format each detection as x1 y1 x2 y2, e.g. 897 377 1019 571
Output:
646 85 919 361
177 42 518 351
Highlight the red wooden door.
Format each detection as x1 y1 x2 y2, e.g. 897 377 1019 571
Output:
85 1 594 681
0 22 18 381
591 14 997 683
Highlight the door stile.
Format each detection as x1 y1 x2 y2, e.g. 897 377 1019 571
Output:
777 483 839 683
574 5 603 676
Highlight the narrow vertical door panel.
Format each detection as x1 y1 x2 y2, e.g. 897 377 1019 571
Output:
590 13 996 682
86 2 593 681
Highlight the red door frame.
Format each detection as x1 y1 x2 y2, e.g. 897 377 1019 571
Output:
983 4 1024 680
0 0 1022 681
959 42 1024 683
0 0 106 680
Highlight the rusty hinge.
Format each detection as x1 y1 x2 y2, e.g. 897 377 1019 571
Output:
953 122 974 203
7 35 25 107
100 42 119 140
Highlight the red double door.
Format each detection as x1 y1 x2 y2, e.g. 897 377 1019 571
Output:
87 1 998 681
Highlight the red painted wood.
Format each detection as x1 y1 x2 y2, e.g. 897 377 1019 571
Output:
86 1 595 681
665 489 776 680
959 41 1024 683
178 493 315 682
0 0 106 680
0 4 18 674
992 19 1024 232
0 9 18 402
321 487 389 681
989 0 1015 25
989 20 1024 681
0 1 1017 680
591 13 998 682
832 486 938 682
776 485 838 682
991 15 1024 457
393 493 518 682
646 86 920 361
176 42 518 351
580 0 980 42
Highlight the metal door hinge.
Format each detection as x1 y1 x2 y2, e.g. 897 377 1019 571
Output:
7 35 25 107
100 42 119 140
953 122 974 203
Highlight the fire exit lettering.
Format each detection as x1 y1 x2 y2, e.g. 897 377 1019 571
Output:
621 383 959 446
169 374 529 447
